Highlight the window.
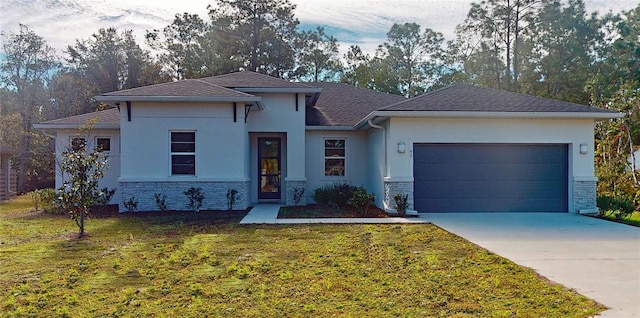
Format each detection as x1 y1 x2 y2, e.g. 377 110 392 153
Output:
96 138 111 152
71 137 86 151
324 138 345 176
171 131 196 175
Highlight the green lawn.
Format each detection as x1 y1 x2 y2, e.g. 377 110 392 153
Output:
1 195 604 317
599 211 640 227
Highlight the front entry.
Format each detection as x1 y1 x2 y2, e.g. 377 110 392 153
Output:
258 137 281 200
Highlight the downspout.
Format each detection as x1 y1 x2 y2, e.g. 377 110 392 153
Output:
367 118 389 210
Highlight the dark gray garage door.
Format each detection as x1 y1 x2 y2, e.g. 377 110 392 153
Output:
413 144 568 213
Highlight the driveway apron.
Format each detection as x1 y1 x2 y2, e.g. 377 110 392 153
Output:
422 213 640 317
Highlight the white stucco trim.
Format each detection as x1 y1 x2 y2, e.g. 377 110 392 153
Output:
573 176 598 182
383 176 414 182
118 177 251 182
284 177 307 182
355 110 623 128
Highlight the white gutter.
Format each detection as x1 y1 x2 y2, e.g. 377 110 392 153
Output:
94 95 261 103
355 110 623 129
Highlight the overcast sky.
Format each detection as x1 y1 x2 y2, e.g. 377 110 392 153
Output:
1 0 638 57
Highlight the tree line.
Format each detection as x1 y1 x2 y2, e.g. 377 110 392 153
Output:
1 0 639 206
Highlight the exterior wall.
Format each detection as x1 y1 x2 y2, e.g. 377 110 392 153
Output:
54 129 121 204
573 177 597 213
247 94 306 204
305 130 369 203
119 180 251 211
367 122 388 209
386 117 598 213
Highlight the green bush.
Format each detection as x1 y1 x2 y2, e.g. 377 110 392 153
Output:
393 192 409 216
312 183 357 209
597 195 634 219
349 187 375 216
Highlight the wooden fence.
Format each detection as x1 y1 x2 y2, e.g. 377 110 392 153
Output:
0 170 17 201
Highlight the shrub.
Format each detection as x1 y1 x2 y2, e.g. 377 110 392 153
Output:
154 193 168 211
292 187 305 205
349 187 375 216
597 195 634 219
184 187 204 212
95 187 116 206
226 189 238 210
393 192 409 216
312 183 357 209
124 197 138 212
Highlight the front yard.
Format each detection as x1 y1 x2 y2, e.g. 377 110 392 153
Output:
1 195 605 317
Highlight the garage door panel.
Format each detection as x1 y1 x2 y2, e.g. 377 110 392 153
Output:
413 144 568 213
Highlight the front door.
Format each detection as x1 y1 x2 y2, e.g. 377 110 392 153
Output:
258 137 281 200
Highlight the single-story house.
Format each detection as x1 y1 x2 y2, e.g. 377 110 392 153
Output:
0 144 19 201
34 71 621 213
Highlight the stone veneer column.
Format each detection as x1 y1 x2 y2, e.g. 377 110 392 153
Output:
285 180 307 206
384 181 414 211
573 177 597 213
118 180 251 212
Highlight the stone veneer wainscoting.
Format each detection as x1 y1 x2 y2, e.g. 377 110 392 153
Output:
384 181 414 212
118 180 251 212
573 177 598 213
285 180 307 206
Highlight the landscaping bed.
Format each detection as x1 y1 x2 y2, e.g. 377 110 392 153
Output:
278 204 388 218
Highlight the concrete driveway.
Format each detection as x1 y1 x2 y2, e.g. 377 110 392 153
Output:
421 213 640 317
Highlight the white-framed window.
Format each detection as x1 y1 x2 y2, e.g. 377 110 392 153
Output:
96 137 111 152
170 131 196 175
324 138 346 176
71 137 86 151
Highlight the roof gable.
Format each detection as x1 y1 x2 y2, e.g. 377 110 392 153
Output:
381 83 614 114
201 71 315 89
99 79 255 99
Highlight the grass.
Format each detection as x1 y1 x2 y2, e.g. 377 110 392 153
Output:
598 211 640 227
1 195 605 317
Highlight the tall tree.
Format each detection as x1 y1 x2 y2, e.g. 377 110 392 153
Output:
294 26 342 82
146 13 212 79
520 0 600 103
68 27 165 93
208 0 299 77
1 24 59 192
382 22 444 97
452 0 540 91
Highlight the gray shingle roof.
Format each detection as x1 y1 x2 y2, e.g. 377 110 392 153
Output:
307 82 405 126
382 83 615 113
100 79 254 98
202 71 315 89
35 108 120 128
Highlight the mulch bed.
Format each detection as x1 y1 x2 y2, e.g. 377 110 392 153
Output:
278 204 388 218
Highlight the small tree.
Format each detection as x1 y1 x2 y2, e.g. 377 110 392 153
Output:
57 136 109 237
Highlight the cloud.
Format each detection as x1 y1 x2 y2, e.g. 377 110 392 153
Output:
1 0 637 59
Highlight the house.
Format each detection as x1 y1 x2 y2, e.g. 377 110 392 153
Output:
34 71 621 213
0 144 19 201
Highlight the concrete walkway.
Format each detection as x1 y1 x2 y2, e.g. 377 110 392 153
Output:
422 213 640 317
239 204 428 224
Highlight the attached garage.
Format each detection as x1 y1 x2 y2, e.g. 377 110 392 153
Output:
413 143 568 213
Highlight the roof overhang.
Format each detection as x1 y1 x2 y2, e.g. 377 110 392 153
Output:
354 110 624 129
234 87 322 94
94 95 265 109
33 123 120 130
306 125 356 131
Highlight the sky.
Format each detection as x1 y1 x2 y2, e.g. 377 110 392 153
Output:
1 0 638 57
